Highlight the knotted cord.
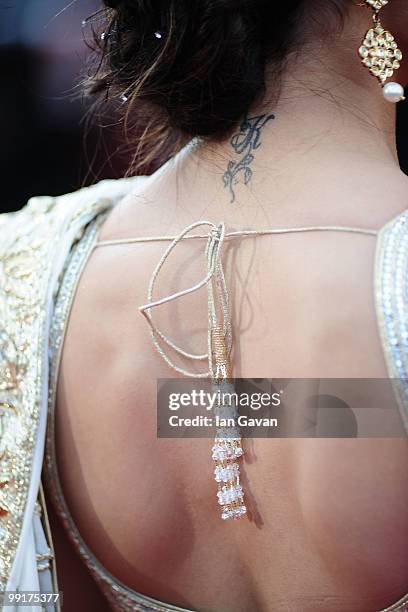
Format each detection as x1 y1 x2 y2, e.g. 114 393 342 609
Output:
133 220 231 377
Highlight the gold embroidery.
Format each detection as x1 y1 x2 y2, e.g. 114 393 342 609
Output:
0 208 49 581
0 182 118 589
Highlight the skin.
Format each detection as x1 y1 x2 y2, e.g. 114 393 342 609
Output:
45 3 408 611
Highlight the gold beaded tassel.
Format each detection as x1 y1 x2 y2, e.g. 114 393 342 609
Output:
210 325 247 521
205 224 246 520
140 220 248 521
359 0 405 103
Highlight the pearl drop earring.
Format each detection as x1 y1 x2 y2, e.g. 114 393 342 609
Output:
359 0 405 103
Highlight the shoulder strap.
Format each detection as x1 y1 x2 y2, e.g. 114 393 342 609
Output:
0 176 141 593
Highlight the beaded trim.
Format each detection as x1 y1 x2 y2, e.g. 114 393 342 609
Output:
374 209 408 434
374 209 408 612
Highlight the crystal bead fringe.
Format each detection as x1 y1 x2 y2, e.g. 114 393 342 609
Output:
210 328 246 521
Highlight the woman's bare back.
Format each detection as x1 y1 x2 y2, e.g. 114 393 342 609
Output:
46 156 408 612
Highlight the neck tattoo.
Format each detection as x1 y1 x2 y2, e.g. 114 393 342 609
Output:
223 112 275 203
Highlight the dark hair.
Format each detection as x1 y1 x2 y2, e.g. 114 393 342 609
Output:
84 0 348 174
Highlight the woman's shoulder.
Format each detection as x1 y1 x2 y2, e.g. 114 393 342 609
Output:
0 174 147 319
0 176 146 254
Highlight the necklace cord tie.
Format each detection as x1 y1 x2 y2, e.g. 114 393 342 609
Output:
138 220 231 378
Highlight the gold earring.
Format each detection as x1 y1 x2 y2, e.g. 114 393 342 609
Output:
359 0 405 103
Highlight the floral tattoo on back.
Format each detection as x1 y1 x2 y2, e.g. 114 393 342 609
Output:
223 112 275 203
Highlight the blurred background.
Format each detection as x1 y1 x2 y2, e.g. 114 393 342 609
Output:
1 0 408 214
1 0 124 213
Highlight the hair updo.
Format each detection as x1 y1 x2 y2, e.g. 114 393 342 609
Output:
85 0 347 173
